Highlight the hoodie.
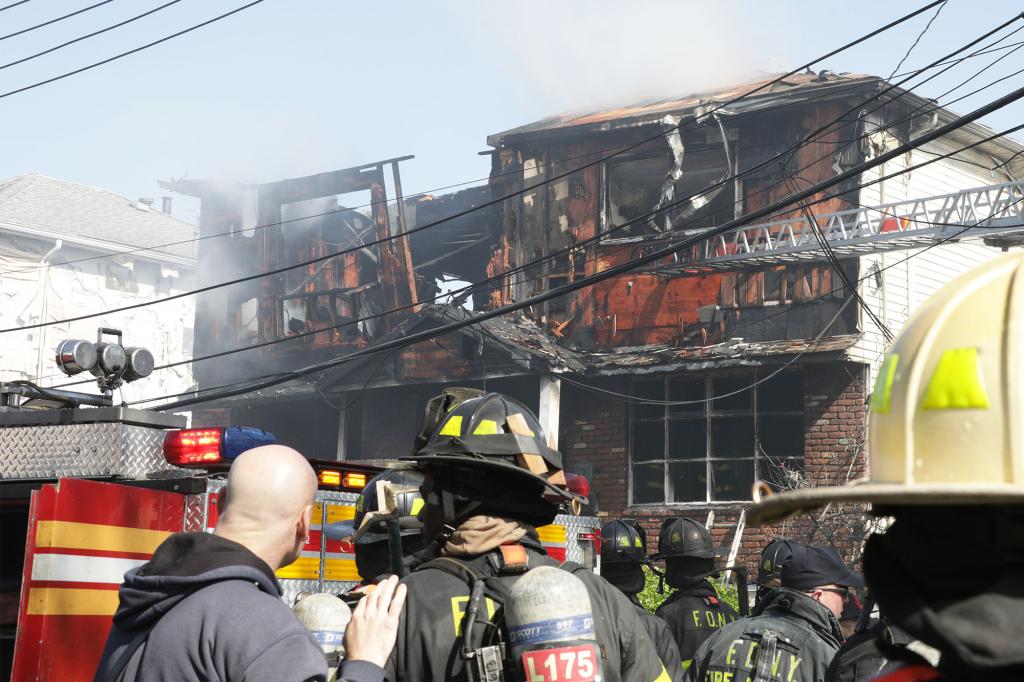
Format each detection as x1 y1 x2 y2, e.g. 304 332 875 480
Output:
93 532 382 682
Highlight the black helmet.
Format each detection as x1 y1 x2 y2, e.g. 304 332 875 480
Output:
654 517 715 560
756 539 799 586
601 520 647 564
411 386 486 455
324 468 425 545
403 392 579 527
406 393 574 500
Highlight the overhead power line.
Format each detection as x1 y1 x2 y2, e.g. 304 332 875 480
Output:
0 0 266 100
0 0 32 12
5 4 1004 335
36 29 1024 392
1 2 1003 290
37 37 1024 391
141 92 1024 411
0 0 185 73
0 0 115 42
5 28 1017 279
888 0 948 79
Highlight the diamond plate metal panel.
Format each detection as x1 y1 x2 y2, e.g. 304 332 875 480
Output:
0 422 188 479
555 513 601 565
183 494 211 532
279 579 323 607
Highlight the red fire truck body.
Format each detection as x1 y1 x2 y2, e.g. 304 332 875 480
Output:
0 405 600 681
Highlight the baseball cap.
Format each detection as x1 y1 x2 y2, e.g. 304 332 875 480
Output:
781 544 865 590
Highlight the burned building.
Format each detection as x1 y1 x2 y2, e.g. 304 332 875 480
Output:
171 72 1024 568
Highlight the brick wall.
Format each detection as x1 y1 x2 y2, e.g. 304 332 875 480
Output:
560 361 870 574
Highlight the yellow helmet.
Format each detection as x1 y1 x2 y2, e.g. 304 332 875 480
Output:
749 251 1024 524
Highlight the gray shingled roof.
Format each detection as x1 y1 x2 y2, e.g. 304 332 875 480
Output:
0 173 196 263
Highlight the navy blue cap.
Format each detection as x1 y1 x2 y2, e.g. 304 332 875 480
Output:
781 544 865 590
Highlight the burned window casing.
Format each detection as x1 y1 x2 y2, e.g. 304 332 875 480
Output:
606 155 672 239
600 129 735 241
629 371 805 505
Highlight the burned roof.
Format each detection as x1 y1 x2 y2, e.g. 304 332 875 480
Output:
488 71 879 146
0 173 196 264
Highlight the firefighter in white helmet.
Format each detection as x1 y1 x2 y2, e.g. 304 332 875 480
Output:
749 251 1024 681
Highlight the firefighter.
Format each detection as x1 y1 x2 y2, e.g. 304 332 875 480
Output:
653 518 738 669
684 543 862 682
825 615 927 682
325 468 427 603
385 391 671 682
749 252 1024 681
601 519 685 681
754 538 799 608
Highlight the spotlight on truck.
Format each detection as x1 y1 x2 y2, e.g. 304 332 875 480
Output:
55 328 154 393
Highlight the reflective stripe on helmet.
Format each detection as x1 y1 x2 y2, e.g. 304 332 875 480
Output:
921 347 990 410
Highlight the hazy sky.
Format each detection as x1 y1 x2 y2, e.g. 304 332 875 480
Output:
1 0 1021 226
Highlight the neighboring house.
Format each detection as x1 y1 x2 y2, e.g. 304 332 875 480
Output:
0 173 197 404
175 72 1024 570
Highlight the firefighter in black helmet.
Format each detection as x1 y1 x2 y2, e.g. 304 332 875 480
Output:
601 520 685 681
653 518 738 670
385 390 671 682
324 468 426 602
754 538 799 608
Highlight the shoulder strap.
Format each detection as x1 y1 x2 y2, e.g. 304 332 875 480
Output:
418 556 486 585
556 560 587 574
96 625 152 682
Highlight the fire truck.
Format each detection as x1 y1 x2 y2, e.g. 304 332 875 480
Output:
0 329 600 681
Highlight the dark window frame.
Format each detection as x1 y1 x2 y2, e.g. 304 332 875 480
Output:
628 371 805 506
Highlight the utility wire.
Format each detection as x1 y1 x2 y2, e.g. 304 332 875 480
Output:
5 30 1016 279
0 0 265 100
0 0 184 72
888 0 948 79
117 122 1024 382
784 176 896 342
43 47 1024 389
0 0 32 11
6 13 1007 333
0 0 114 42
5 4 1008 293
140 98 1024 411
0 2 957 324
537 296 854 407
45 57 1024 389
144 185 1024 408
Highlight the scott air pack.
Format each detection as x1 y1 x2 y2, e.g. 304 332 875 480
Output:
506 566 603 682
293 593 352 681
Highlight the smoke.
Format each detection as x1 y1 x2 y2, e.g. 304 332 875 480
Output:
446 1 774 114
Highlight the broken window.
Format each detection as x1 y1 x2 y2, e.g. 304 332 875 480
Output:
606 155 672 239
602 132 735 241
279 192 378 337
629 370 805 504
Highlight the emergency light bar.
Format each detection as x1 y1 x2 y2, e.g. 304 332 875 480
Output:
317 470 368 489
164 426 276 466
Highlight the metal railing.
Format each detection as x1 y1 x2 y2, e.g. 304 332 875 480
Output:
656 180 1024 274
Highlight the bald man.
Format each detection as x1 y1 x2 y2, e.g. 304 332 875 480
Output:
93 446 398 682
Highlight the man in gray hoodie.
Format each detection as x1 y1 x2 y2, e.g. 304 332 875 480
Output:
94 445 402 682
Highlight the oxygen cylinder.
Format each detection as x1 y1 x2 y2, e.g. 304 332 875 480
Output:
506 566 603 682
293 593 352 682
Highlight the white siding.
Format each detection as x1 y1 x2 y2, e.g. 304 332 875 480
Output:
850 138 1016 384
0 241 194 404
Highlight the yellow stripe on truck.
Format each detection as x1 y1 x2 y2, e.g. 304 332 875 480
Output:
536 524 566 544
276 556 321 580
324 558 360 582
27 587 120 616
35 521 170 555
325 503 356 525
